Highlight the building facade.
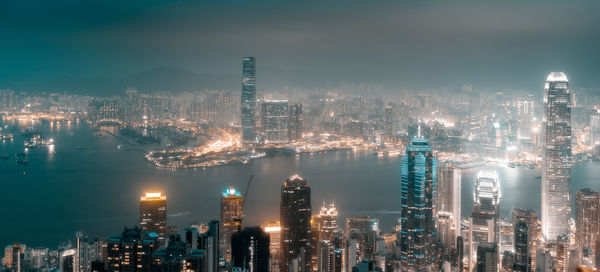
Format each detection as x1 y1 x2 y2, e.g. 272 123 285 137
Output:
280 175 312 272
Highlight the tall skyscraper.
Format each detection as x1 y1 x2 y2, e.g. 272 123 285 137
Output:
197 220 220 272
384 105 393 139
346 216 379 263
512 208 538 272
541 72 572 241
398 134 438 271
139 192 167 243
241 57 257 143
475 242 498 272
590 110 600 146
469 170 500 271
280 174 312 272
261 100 289 143
263 221 282 272
221 186 243 263
575 188 600 268
318 202 338 241
437 164 461 258
231 227 270 272
288 103 303 142
106 226 158 272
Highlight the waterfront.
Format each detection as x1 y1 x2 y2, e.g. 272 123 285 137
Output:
1 121 599 248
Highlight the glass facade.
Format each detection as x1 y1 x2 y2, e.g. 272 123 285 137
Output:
541 72 572 241
241 57 257 143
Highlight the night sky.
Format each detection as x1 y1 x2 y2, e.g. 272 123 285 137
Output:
1 0 600 94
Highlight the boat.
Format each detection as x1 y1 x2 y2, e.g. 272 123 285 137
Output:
0 153 9 160
16 159 28 165
508 162 515 168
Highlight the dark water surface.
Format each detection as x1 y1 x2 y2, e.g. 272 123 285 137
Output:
1 121 599 248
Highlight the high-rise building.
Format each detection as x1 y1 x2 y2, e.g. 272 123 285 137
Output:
261 100 289 143
384 105 393 139
398 135 438 271
139 192 167 244
280 174 312 272
197 220 219 272
241 57 257 143
288 103 303 142
263 221 282 272
346 216 379 263
351 260 383 272
106 226 158 272
541 72 572 241
518 101 535 140
231 227 270 272
512 208 538 272
221 187 243 263
3 243 25 272
318 202 338 241
469 170 501 270
575 188 600 268
152 235 187 272
475 242 498 272
437 164 461 259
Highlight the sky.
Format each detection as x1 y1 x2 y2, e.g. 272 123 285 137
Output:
1 0 600 95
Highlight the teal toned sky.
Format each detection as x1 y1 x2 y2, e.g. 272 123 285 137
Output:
1 0 599 94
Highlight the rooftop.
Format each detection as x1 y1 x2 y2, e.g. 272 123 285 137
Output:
546 72 568 82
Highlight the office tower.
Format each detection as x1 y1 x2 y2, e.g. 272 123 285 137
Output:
241 56 257 143
512 208 538 272
590 110 600 146
469 170 501 270
61 249 76 272
261 100 289 143
575 188 600 268
541 72 572 241
288 103 303 142
351 260 383 272
536 250 552 272
280 174 312 272
221 187 243 263
139 192 167 244
518 101 535 139
346 216 379 262
319 202 338 241
475 242 498 272
346 229 360 272
398 135 438 271
152 235 187 272
197 220 219 272
555 234 570 272
106 226 158 272
3 243 25 272
185 227 197 254
384 105 393 139
263 221 282 272
317 234 343 272
437 164 461 258
24 247 49 270
231 227 270 272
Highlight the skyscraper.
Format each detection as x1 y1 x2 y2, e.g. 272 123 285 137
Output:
263 221 282 272
231 227 270 272
318 202 338 241
261 100 289 143
241 57 257 144
541 72 572 241
221 186 243 263
575 188 600 268
512 208 538 272
106 226 158 272
197 220 220 272
398 135 438 271
475 242 498 272
288 103 303 142
346 216 379 263
437 164 461 258
280 174 312 272
139 192 167 243
469 170 501 270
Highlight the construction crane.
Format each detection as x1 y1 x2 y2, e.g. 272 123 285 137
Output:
242 174 255 212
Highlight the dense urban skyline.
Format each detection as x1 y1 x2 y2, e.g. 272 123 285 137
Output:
3 1 600 272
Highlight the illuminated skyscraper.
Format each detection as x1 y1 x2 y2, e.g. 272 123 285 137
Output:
575 188 600 268
241 57 257 143
346 216 379 263
469 170 500 271
140 192 167 243
512 208 538 272
231 227 270 272
106 226 158 272
590 110 600 146
221 186 243 263
398 135 438 271
261 100 289 143
288 103 303 142
475 242 498 272
280 175 312 272
263 221 282 272
541 72 572 241
319 202 338 241
437 164 461 257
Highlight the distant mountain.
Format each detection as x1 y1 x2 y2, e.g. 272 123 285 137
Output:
120 66 238 94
